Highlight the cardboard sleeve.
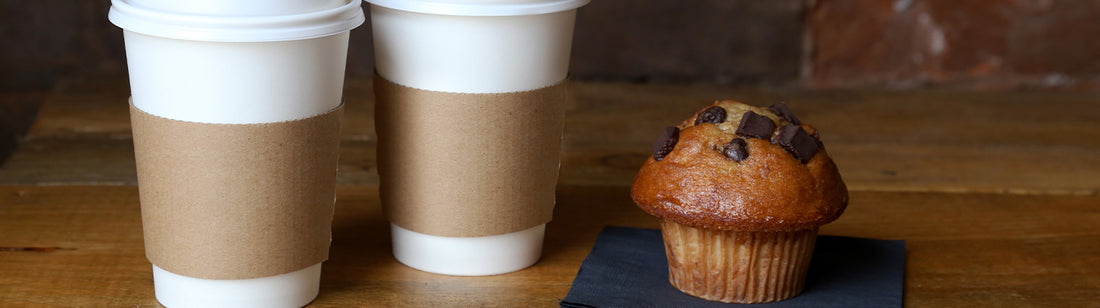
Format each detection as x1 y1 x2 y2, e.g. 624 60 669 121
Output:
374 76 569 237
131 103 343 280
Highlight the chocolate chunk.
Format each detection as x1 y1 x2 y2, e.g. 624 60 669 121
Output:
721 138 749 162
735 111 776 140
773 124 819 163
693 106 727 125
768 102 800 125
652 126 680 161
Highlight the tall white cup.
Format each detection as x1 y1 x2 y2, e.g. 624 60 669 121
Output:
109 1 364 307
367 0 589 276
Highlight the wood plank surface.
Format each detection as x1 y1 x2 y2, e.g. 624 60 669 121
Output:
2 185 1097 307
5 78 1100 194
2 75 1099 307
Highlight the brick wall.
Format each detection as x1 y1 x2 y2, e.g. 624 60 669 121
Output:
5 0 1098 162
808 0 1100 90
0 1 122 91
3 0 1098 91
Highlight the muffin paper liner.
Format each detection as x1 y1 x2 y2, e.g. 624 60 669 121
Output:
661 221 818 303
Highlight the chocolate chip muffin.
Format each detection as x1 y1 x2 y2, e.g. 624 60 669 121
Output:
631 100 848 303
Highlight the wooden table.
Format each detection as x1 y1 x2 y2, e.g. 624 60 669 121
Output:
2 75 1098 307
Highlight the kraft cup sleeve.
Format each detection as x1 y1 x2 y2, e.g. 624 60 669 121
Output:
373 75 569 237
130 102 343 280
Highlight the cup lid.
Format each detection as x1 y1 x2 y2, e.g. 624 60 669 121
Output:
109 0 365 42
365 0 589 16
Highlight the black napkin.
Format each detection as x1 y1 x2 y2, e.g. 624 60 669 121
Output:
561 226 905 308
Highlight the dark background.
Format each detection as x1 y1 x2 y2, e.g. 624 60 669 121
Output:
3 0 1100 160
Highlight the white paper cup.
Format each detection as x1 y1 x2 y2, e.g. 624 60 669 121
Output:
151 264 322 308
368 0 588 276
110 1 363 307
121 31 353 124
370 3 580 93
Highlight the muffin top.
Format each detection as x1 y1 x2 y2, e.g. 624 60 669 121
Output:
631 100 848 232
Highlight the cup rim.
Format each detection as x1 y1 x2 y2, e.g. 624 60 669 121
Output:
365 0 589 16
109 0 365 42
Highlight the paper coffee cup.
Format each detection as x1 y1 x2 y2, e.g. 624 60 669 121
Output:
110 1 363 307
368 0 588 276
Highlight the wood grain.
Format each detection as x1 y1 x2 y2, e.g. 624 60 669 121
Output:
2 76 1099 306
7 79 1099 194
2 186 1097 306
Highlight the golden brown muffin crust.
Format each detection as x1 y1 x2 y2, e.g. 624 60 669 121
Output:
631 100 848 232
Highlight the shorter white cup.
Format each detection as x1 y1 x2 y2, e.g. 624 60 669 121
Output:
368 0 587 276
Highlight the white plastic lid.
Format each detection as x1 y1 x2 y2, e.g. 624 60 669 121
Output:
365 0 589 16
125 0 347 17
109 0 365 42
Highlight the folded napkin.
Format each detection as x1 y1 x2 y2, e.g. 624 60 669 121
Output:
561 226 905 308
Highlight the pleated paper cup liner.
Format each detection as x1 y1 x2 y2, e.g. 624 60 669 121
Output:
660 220 818 304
